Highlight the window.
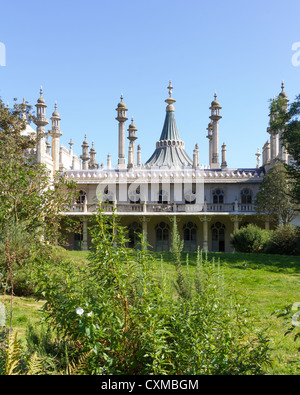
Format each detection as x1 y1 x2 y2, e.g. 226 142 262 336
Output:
76 190 86 205
103 186 114 204
127 222 142 249
158 189 169 204
74 233 83 251
129 186 141 204
184 185 196 204
211 222 225 252
213 189 224 204
155 222 170 251
183 222 197 251
241 188 252 204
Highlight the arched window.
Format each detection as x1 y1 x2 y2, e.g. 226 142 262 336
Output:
127 222 142 249
155 222 170 251
241 188 252 204
213 189 224 204
183 222 197 251
211 222 225 252
76 190 86 204
103 185 114 204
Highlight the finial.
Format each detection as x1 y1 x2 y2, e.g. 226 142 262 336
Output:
69 138 73 147
54 101 57 110
281 80 284 91
168 80 173 97
120 93 123 102
40 86 43 96
165 81 176 110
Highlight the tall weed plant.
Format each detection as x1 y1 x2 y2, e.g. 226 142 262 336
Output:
30 208 271 375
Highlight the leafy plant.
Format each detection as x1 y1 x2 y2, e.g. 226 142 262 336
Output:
230 224 270 253
29 207 272 375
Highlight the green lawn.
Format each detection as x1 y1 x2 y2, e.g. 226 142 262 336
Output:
2 249 300 375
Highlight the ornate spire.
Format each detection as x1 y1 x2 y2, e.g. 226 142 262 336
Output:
165 80 176 111
145 82 193 168
279 80 288 100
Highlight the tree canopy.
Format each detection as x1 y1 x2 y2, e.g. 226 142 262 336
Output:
254 160 298 225
269 94 300 205
0 97 77 243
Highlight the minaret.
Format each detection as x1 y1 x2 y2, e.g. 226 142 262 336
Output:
35 87 48 164
116 94 128 169
49 102 62 172
206 121 213 168
137 144 141 167
209 93 222 169
80 134 90 170
278 81 289 163
221 142 227 170
127 117 138 168
268 97 279 162
107 153 111 169
193 144 199 169
89 142 99 169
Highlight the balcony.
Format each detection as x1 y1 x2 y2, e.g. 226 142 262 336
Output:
66 201 255 215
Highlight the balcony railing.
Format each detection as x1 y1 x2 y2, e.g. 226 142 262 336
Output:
67 202 255 214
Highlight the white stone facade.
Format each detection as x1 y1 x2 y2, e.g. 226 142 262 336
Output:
28 82 294 252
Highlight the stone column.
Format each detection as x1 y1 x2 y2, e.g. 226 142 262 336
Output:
265 218 270 231
82 218 88 251
139 216 150 249
200 216 212 252
230 215 242 232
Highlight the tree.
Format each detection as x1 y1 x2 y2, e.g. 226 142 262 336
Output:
0 97 77 244
269 94 300 205
254 160 298 225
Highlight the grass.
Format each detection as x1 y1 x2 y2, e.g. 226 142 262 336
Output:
1 249 300 374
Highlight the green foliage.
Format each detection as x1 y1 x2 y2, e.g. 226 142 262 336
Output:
254 161 298 225
269 94 300 205
264 224 300 255
0 97 77 243
230 224 270 253
29 208 271 375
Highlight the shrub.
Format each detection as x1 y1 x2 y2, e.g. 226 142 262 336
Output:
28 208 272 375
264 224 300 255
230 224 270 253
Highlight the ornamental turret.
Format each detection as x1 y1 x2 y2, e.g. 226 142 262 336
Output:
116 94 128 169
209 93 222 169
127 117 138 168
35 87 49 163
80 134 90 170
278 81 289 163
49 103 62 172
89 142 99 169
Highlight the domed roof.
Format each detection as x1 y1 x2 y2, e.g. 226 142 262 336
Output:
211 99 220 107
51 103 60 118
37 87 46 104
279 81 288 98
118 101 126 108
128 117 136 129
117 94 127 109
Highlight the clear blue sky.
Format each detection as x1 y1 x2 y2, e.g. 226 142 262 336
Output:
0 0 299 169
